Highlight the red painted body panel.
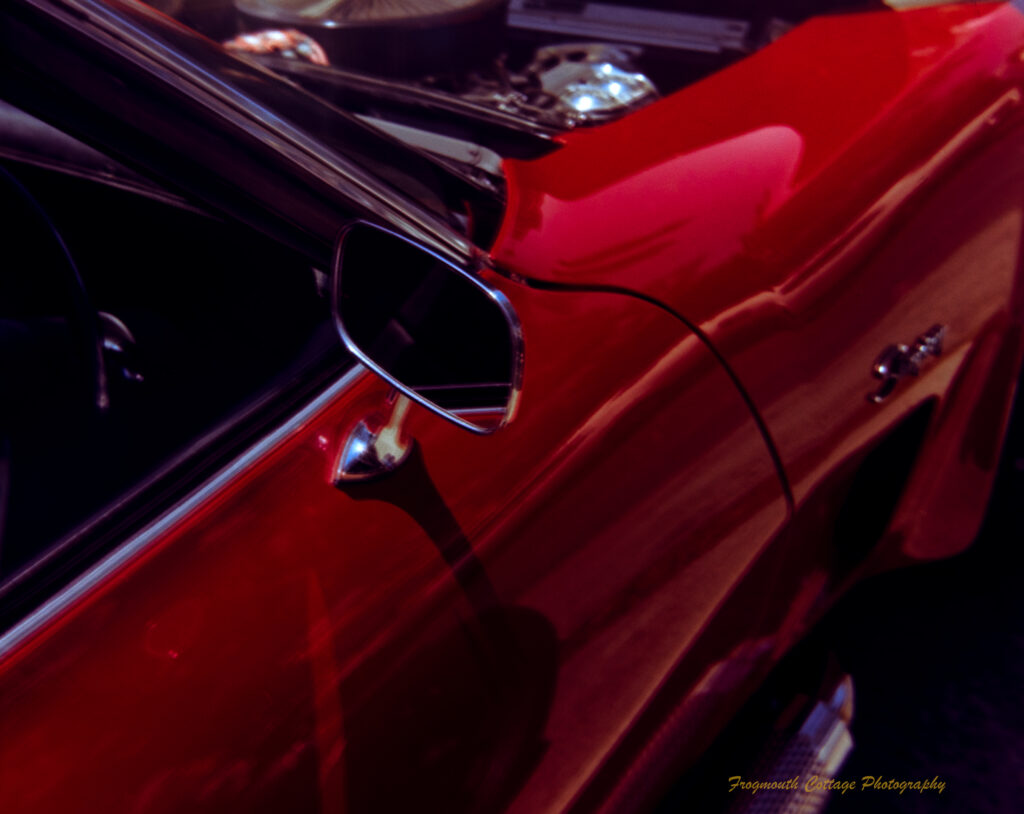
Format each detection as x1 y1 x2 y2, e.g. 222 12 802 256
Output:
0 283 785 812
493 2 1024 565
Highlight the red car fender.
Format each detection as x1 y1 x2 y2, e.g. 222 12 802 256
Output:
492 1 1024 570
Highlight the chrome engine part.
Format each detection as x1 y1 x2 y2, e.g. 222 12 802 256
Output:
235 0 507 77
445 43 659 129
524 43 658 124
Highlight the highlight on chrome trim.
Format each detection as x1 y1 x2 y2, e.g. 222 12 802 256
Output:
0 366 366 660
333 392 415 482
330 221 524 435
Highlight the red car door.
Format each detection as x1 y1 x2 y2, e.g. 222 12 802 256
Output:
0 267 788 813
0 16 794 813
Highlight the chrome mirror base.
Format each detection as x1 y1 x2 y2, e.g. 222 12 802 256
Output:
333 394 413 483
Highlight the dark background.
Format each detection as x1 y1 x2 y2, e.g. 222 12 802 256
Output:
824 380 1024 813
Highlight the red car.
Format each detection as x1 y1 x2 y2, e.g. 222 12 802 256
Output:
1 0 1023 811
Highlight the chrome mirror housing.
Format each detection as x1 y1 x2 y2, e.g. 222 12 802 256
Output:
331 221 523 434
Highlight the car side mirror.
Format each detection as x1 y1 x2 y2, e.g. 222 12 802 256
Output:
331 222 523 434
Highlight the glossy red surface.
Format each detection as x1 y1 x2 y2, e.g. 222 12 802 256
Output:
493 1 1024 565
0 281 785 812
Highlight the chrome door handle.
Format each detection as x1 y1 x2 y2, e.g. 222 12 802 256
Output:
870 324 946 404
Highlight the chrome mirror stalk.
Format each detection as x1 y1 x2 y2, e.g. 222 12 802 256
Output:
333 393 413 483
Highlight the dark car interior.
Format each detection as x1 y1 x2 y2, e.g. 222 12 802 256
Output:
0 102 350 614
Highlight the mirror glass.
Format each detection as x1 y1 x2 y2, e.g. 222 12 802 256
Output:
333 223 521 433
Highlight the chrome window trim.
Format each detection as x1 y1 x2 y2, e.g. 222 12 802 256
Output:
0 365 365 660
21 0 476 266
0 99 207 214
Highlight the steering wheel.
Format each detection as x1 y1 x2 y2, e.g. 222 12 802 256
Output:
0 166 106 568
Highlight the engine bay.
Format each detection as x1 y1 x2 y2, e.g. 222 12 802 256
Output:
156 0 890 168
